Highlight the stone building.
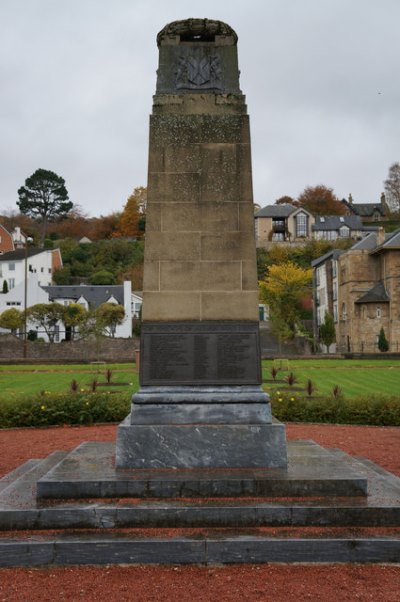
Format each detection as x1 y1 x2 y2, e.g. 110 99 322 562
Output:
312 228 400 353
255 205 375 248
255 204 314 246
341 193 388 222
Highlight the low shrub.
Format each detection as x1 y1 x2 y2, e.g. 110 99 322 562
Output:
270 391 400 426
0 392 131 429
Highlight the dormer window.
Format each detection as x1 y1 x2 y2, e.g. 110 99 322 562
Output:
320 217 325 223
339 225 350 238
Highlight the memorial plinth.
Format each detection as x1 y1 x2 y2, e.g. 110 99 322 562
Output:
116 19 287 468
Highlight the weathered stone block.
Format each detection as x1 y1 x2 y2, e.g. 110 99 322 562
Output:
201 291 259 320
201 232 256 261
142 292 201 321
145 232 201 262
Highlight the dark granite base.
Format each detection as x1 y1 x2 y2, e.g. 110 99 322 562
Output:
132 386 269 404
116 417 287 469
36 441 366 499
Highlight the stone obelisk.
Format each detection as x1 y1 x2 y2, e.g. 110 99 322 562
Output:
116 18 287 469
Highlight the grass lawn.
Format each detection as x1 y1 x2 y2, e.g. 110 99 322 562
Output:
0 363 139 399
262 358 400 398
0 359 399 401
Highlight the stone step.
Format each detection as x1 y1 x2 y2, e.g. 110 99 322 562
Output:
0 534 399 567
0 460 40 494
36 441 368 499
0 452 68 509
0 499 399 531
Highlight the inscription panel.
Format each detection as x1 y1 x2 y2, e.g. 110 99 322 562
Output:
141 321 261 386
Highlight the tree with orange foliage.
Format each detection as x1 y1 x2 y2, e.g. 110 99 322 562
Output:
89 213 121 240
274 195 297 206
115 187 147 238
297 185 345 215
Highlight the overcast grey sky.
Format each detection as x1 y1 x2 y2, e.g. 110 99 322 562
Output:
1 0 399 217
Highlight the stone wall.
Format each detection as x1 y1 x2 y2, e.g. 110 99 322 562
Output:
0 334 138 363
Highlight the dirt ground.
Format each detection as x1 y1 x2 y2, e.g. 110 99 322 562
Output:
0 422 399 601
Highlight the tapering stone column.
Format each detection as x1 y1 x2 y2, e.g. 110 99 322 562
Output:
116 19 287 469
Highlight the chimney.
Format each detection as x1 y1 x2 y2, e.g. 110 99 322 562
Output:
377 226 385 246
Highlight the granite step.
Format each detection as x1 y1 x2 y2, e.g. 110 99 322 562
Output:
0 460 41 494
0 452 68 509
36 441 368 499
0 533 399 567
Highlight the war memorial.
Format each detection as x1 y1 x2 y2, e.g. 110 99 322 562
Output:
0 19 399 566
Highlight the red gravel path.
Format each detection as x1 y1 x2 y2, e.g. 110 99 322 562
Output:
0 422 399 601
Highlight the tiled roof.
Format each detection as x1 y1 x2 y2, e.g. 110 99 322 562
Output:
255 204 297 218
355 281 390 304
0 248 44 261
311 249 344 268
312 215 364 231
349 232 379 250
42 285 125 308
348 203 385 217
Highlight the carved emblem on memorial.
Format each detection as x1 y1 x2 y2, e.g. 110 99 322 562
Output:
176 50 222 90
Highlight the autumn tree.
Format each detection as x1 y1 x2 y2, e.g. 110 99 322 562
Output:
97 303 125 337
0 308 23 333
17 169 73 246
89 213 121 240
297 185 345 216
47 205 90 240
27 303 65 342
319 311 336 352
115 187 147 238
259 262 312 346
275 195 297 206
384 162 400 213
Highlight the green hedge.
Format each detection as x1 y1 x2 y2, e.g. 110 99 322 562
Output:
0 392 131 429
1 390 399 429
270 391 400 426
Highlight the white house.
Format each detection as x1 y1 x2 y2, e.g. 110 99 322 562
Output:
43 281 138 340
0 247 62 291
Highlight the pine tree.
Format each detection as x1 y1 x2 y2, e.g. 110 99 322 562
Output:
319 312 336 353
378 327 389 352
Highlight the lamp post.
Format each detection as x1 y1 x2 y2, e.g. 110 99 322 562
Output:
23 237 33 359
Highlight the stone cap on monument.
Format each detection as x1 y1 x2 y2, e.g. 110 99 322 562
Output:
155 18 242 95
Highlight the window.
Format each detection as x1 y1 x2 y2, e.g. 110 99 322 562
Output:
8 263 15 271
8 278 15 289
339 216 344 222
315 268 320 286
332 282 337 301
296 213 308 237
339 226 350 238
272 232 284 241
41 267 44 273
333 304 338 323
48 268 52 274
6 301 21 306
342 303 347 320
376 307 382 318
332 260 337 277
320 217 325 223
